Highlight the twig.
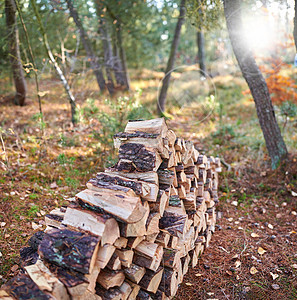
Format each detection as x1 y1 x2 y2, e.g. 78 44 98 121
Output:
221 158 231 171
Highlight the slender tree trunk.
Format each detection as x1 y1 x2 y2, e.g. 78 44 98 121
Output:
65 0 113 95
5 0 27 106
116 22 130 90
30 0 77 124
99 18 115 94
197 30 206 76
157 0 186 114
293 0 297 52
112 34 126 86
224 0 288 168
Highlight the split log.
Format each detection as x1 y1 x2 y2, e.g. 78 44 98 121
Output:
114 159 137 173
94 172 150 197
118 281 133 300
162 248 180 269
145 232 159 243
124 118 168 138
184 165 199 178
105 169 158 185
166 129 176 146
114 237 128 249
177 185 186 199
106 253 122 270
97 244 116 269
76 189 146 224
38 228 100 274
157 169 175 186
24 259 69 300
85 264 101 294
118 143 162 172
120 201 149 237
159 268 178 297
155 230 170 248
133 244 163 272
95 284 122 300
46 263 89 298
148 190 168 217
139 267 163 293
2 274 54 300
196 154 207 165
146 212 160 235
62 205 119 245
45 208 65 228
115 249 134 268
0 290 14 300
97 269 125 289
127 236 145 249
124 264 146 284
181 254 190 276
126 281 141 300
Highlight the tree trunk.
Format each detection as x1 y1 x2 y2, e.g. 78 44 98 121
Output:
224 0 288 168
99 18 115 94
65 0 113 95
157 0 186 114
30 0 77 124
293 0 297 51
5 0 27 106
94 1 115 93
112 39 126 87
197 30 206 76
116 22 130 90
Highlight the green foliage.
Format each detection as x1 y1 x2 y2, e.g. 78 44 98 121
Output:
57 153 75 167
211 124 236 145
186 0 223 30
280 101 297 119
27 204 39 217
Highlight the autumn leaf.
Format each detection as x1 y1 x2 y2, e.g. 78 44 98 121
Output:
251 233 260 238
270 272 279 280
258 247 267 255
250 266 258 274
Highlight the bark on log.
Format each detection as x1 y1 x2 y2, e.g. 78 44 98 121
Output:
38 228 100 274
97 269 125 289
138 267 163 293
124 264 146 284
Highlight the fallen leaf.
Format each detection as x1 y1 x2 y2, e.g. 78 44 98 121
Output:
268 224 274 229
231 201 238 206
50 182 58 189
272 284 280 290
258 247 267 255
251 233 260 238
4 234 10 239
250 266 258 274
0 222 6 227
226 270 233 276
291 211 297 216
270 272 279 280
195 273 202 277
291 191 297 197
234 260 241 268
10 265 18 272
231 254 239 260
185 282 193 286
0 251 2 257
292 264 297 269
207 292 214 296
40 210 46 216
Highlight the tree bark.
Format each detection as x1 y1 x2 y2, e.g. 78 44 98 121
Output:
5 0 27 106
197 30 206 76
116 22 130 90
224 0 288 168
65 0 112 95
157 0 186 114
293 0 297 51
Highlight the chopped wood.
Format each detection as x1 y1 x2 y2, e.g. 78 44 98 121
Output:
114 237 128 249
38 228 100 274
162 248 181 269
25 259 69 300
127 236 145 249
106 253 122 271
97 269 125 289
139 267 163 293
118 143 162 172
62 205 119 245
76 189 146 224
146 212 160 235
124 264 146 284
155 230 170 248
126 281 141 300
118 281 133 300
97 244 116 269
157 169 175 186
159 268 178 297
136 289 153 300
115 249 134 268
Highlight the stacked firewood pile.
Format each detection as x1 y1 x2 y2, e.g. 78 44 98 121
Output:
1 118 221 300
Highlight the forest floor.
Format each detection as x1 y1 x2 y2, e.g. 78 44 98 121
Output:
0 69 296 299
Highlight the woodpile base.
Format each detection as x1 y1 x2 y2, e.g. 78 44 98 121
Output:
1 118 221 300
